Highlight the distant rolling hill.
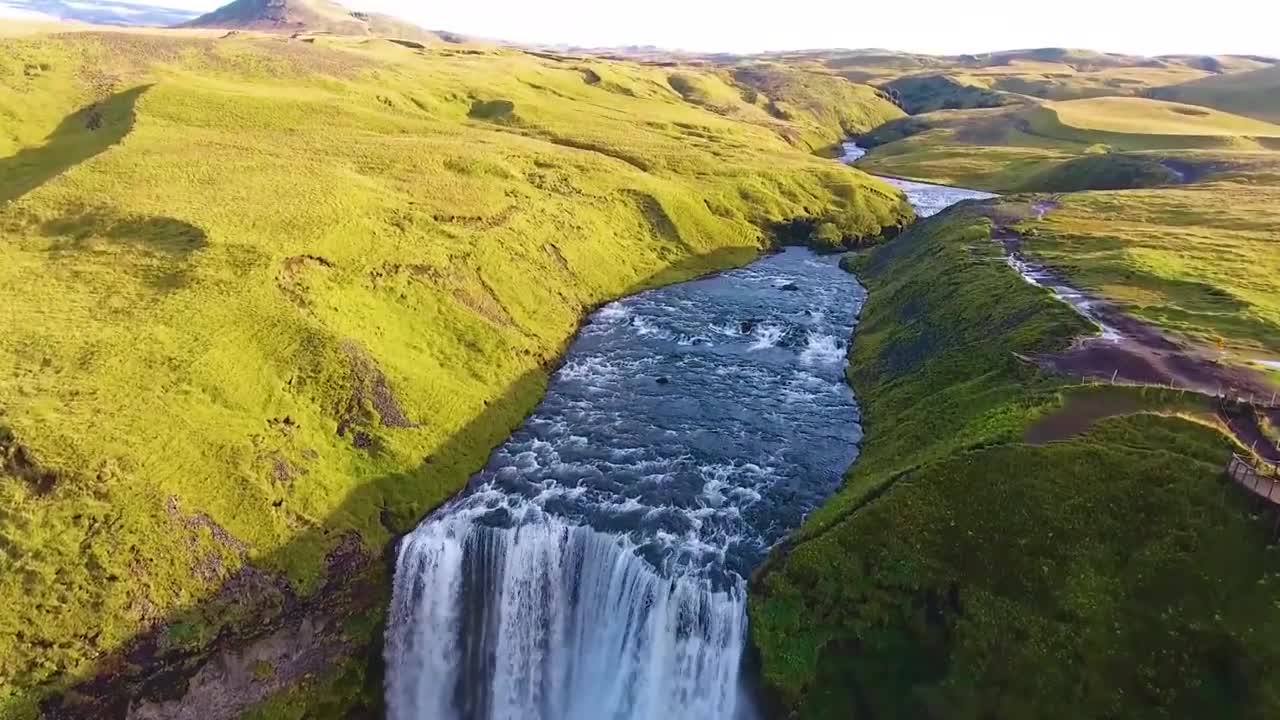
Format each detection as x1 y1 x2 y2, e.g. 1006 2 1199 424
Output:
1151 65 1280 124
182 0 446 43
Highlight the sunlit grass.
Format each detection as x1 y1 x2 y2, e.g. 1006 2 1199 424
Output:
1025 183 1280 357
0 28 911 712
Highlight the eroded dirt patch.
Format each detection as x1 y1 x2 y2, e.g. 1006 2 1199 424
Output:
1 426 60 496
984 202 1279 401
336 341 415 449
1025 391 1148 445
276 254 334 306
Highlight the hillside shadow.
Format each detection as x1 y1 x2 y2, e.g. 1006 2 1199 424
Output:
0 85 149 206
38 244 772 718
36 205 209 293
41 209 207 257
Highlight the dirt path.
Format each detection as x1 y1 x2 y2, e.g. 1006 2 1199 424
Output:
984 201 1280 461
988 203 1279 402
1221 403 1280 464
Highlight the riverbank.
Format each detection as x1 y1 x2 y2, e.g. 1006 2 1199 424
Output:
847 94 1280 379
385 247 868 720
749 200 1280 718
0 30 912 718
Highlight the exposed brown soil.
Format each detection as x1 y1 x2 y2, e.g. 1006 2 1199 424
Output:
1036 301 1277 400
337 340 415 446
984 201 1279 460
1024 391 1148 445
276 253 333 305
42 533 378 720
1220 403 1280 464
1 427 61 496
987 203 1279 402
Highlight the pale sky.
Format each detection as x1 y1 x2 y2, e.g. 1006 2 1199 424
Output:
363 0 1280 57
7 0 1280 56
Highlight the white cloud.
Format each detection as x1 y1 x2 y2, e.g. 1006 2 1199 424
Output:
0 2 58 19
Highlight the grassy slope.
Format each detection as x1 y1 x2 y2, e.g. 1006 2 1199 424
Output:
729 63 906 151
856 105 1080 191
854 84 1280 364
1025 184 1280 358
880 74 1023 114
1025 97 1280 151
750 203 1280 719
1045 96 1280 137
808 47 1275 101
0 29 912 715
858 95 1280 190
1151 66 1280 124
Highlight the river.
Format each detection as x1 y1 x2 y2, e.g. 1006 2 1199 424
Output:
383 147 990 720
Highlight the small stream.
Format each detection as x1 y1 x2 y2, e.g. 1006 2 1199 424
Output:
841 142 1126 341
384 147 990 720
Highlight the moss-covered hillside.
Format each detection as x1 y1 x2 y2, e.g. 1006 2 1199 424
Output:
750 204 1280 718
0 28 911 717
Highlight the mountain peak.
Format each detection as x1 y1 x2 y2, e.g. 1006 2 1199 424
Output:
182 0 437 43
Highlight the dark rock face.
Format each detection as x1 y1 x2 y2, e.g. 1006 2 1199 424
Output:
41 535 384 720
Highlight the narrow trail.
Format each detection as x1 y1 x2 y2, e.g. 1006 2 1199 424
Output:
992 199 1277 401
847 140 1279 464
985 201 1280 461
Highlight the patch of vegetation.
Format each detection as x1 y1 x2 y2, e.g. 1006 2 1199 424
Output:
0 28 911 716
1030 97 1280 150
1150 66 1280 124
1020 153 1181 191
1024 184 1280 357
467 97 516 120
241 656 377 720
749 202 1280 719
880 74 1021 114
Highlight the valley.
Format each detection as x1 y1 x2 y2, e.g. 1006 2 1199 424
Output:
1 4 1279 720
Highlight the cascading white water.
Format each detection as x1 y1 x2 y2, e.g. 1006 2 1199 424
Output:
386 513 747 720
385 249 871 720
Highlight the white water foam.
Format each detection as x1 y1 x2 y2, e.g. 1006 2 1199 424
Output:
799 332 845 366
748 323 784 351
386 514 747 720
385 248 867 720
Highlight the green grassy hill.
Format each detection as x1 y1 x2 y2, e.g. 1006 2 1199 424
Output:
750 202 1280 719
1029 96 1280 150
729 62 906 150
801 47 1276 102
1151 65 1280 124
880 74 1023 114
856 94 1280 190
0 28 911 718
852 91 1280 366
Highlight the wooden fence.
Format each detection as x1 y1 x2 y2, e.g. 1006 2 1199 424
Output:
1228 454 1280 505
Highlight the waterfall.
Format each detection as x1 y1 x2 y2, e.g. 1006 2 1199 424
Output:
383 248 870 720
385 513 747 720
